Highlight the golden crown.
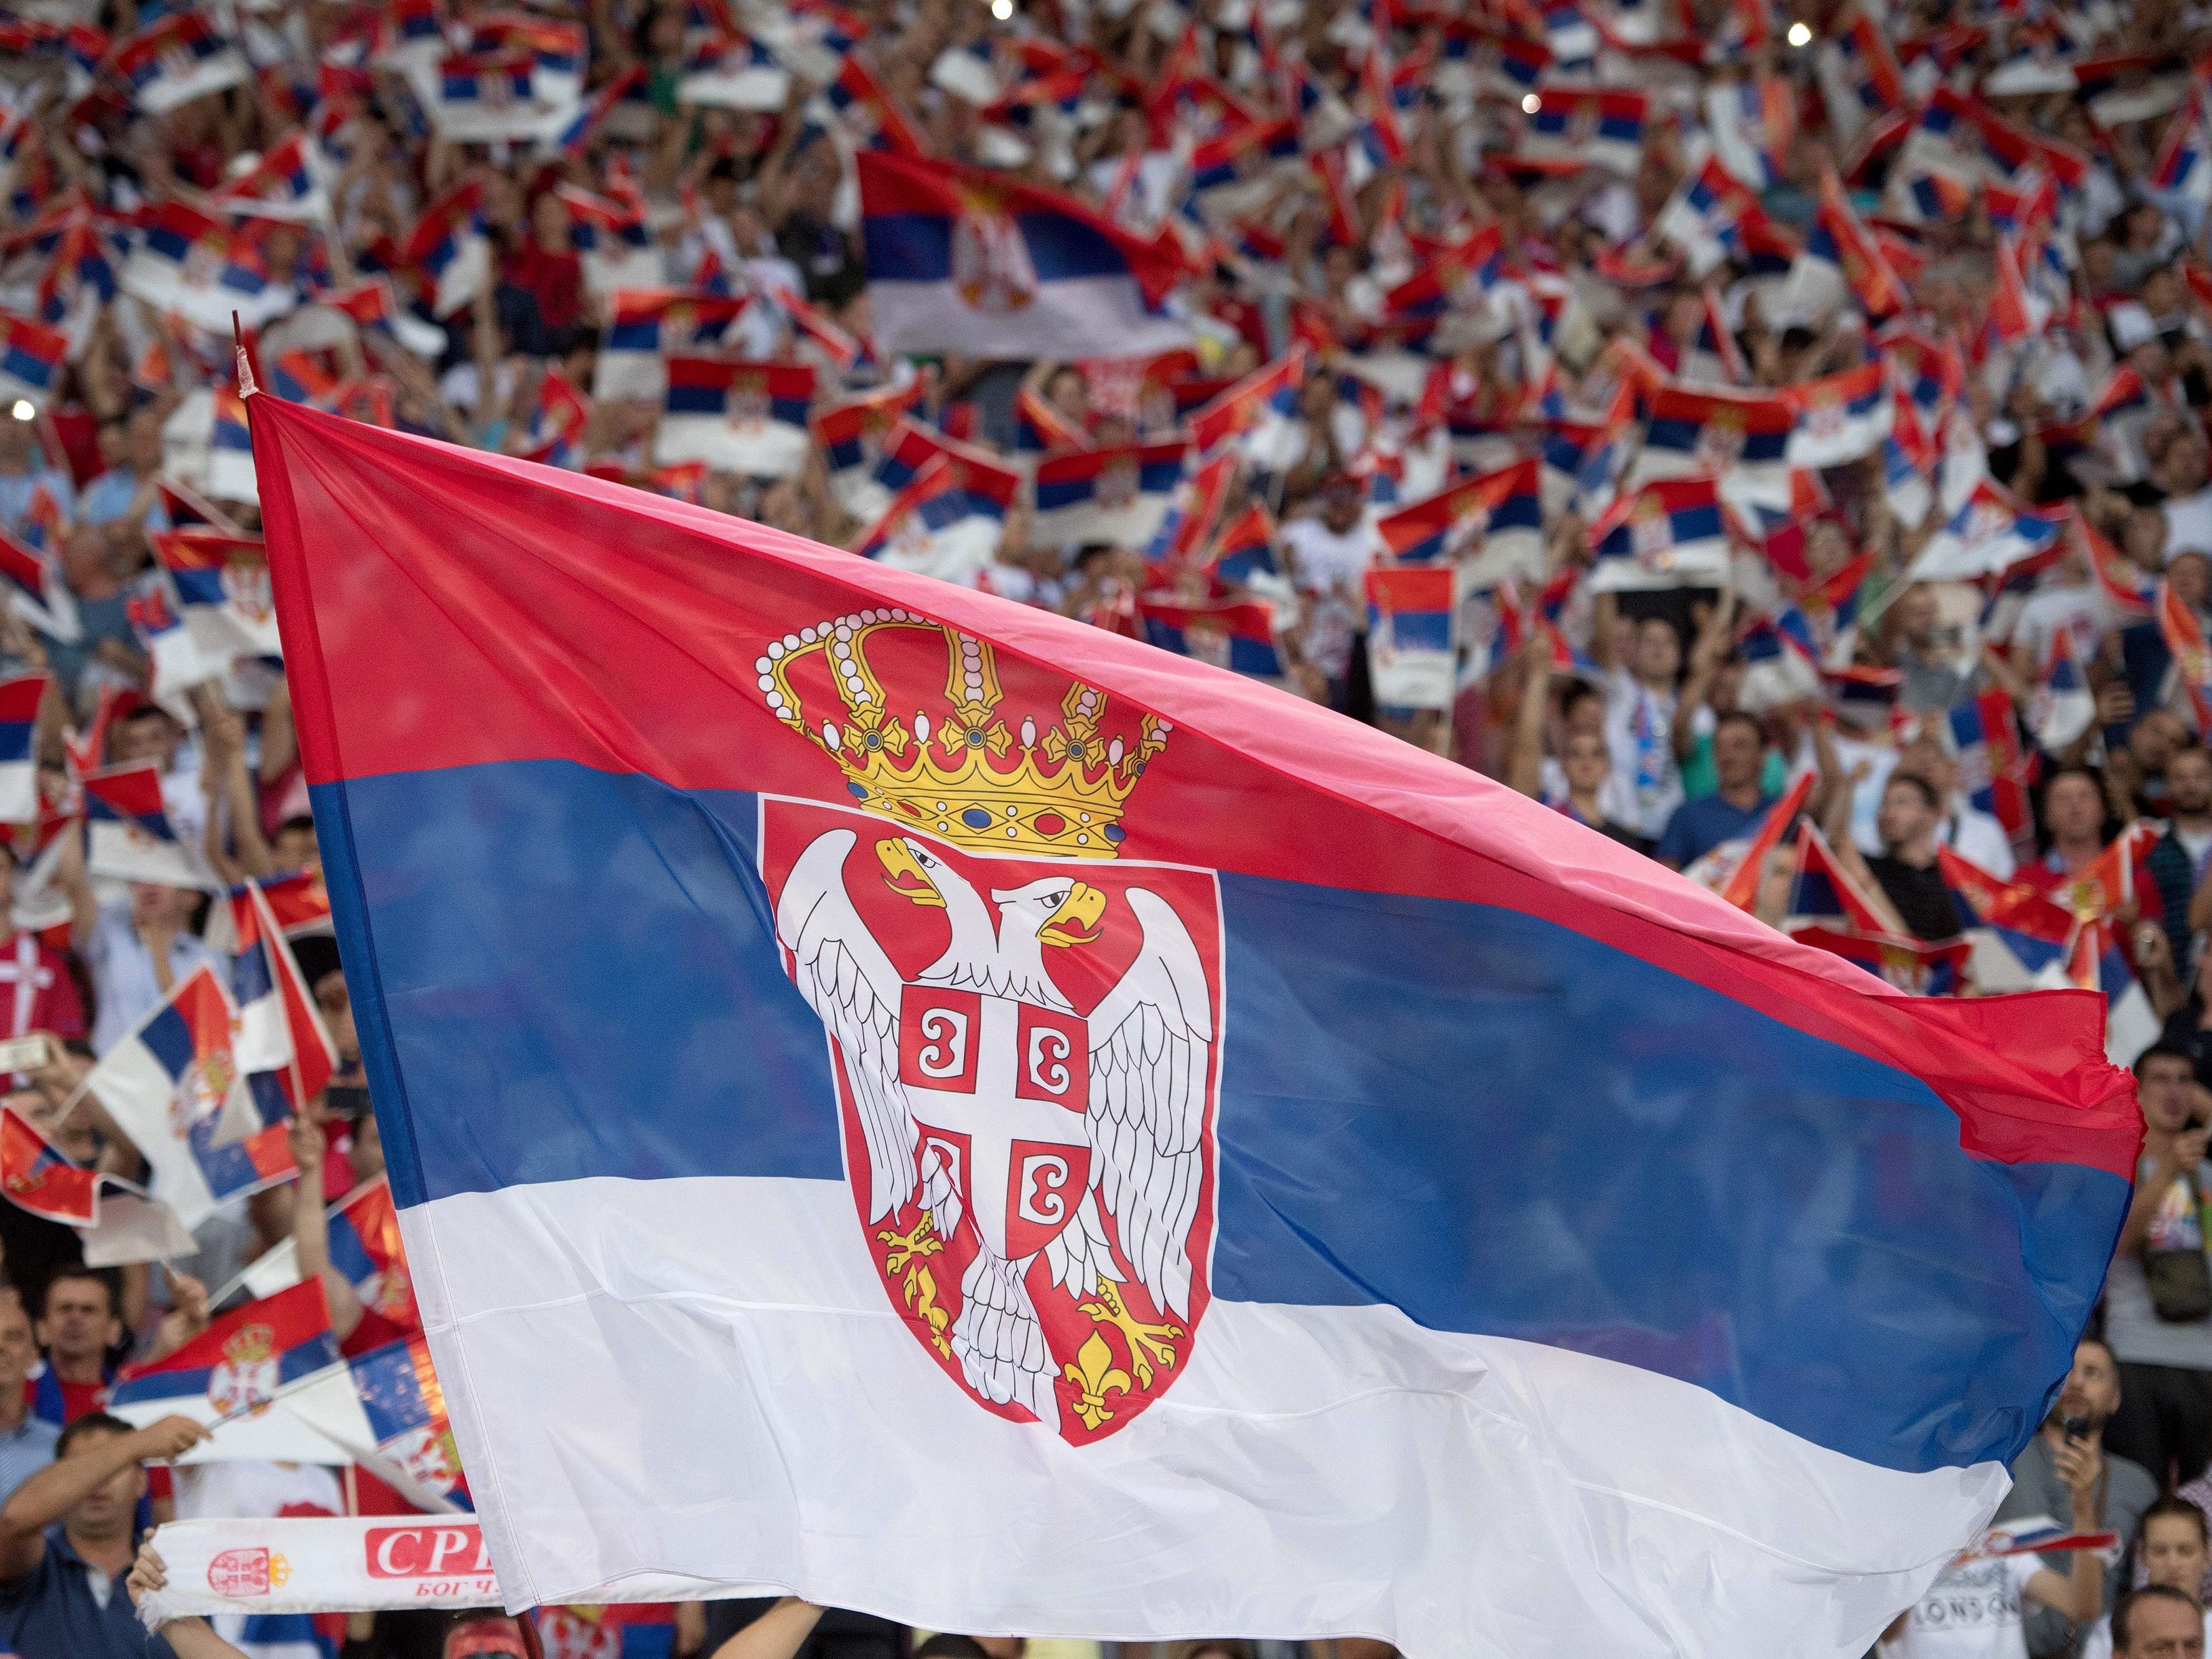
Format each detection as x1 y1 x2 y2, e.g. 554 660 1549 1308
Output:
758 609 1167 858
224 1325 275 1365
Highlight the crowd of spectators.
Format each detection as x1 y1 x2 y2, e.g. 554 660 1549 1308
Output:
13 0 2212 1652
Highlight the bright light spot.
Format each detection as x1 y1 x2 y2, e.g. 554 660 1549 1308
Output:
1521 93 1540 114
7 402 29 423
1787 21 1813 45
991 0 1012 15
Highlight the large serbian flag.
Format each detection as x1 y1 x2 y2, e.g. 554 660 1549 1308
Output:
857 151 1189 362
249 393 2136 1657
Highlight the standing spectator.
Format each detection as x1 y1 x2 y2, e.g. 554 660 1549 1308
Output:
1507 652 1645 851
1592 597 1687 844
75 411 170 551
0 1304 57 1508
0 420 73 537
0 844 84 1052
1892 731 2017 877
2106 1587 2208 1659
57 826 213 1057
0 1411 204 1658
45 523 144 712
1883 1383 2108 1658
1277 478 1373 713
500 193 587 360
2105 1044 2212 1488
2023 767 2127 902
773 139 863 307
1999 1339 2163 1658
1882 586 1971 716
1826 773 1962 942
2153 748 2212 974
2080 1503 2212 1659
27 1270 121 1428
1654 712 1777 870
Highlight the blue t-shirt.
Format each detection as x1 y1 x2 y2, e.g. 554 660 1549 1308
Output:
1656 790 1777 868
0 1525 176 1658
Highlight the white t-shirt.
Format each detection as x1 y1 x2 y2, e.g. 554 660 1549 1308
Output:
2078 1604 2212 1659
174 1459 342 1521
986 562 1067 611
1839 733 1902 856
1280 516 1375 681
1883 1553 2040 1659
2165 488 2212 560
1939 803 2018 879
1083 151 1182 229
2011 582 2103 669
1602 668 1682 841
2178 823 2212 881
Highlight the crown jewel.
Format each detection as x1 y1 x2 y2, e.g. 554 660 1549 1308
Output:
757 609 1168 858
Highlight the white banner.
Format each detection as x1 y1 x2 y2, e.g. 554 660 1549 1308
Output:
137 1516 749 1624
139 1516 503 1621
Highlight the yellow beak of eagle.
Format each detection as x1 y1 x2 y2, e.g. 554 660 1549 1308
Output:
1038 882 1106 947
875 839 945 908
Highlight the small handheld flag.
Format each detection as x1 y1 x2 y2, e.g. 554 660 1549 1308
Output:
0 1105 193 1267
111 1280 347 1463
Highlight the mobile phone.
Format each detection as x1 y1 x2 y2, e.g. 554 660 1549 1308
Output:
2061 1414 2092 1444
0 1034 53 1073
322 1082 373 1121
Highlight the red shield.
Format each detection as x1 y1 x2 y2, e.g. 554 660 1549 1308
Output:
762 797 1223 1444
207 1548 273 1597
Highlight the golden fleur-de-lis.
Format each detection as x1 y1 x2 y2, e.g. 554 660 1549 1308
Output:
846 704 910 757
1060 1330 1131 1430
1078 1278 1183 1390
935 719 1010 759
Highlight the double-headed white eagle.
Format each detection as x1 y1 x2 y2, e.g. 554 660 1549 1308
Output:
775 829 1212 1431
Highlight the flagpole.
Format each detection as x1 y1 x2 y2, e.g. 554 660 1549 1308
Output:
48 1070 90 1130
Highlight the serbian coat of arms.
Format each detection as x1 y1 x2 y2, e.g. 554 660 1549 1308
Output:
756 609 1221 1443
207 1324 279 1418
